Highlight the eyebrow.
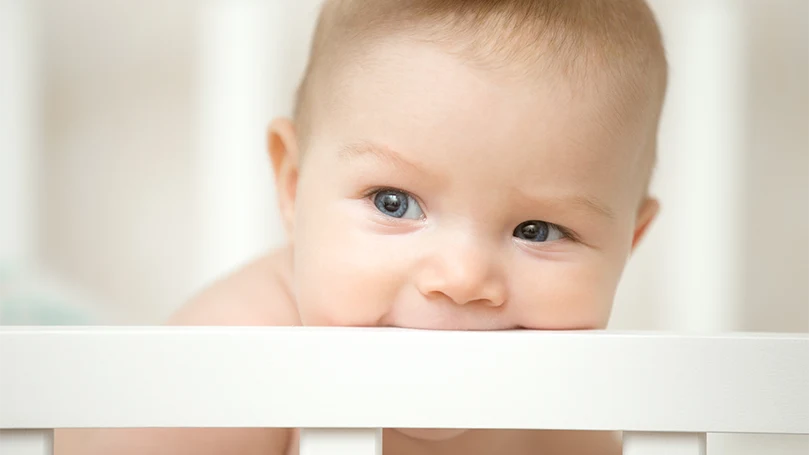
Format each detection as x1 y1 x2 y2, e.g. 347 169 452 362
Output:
338 141 432 175
517 190 616 220
564 195 615 220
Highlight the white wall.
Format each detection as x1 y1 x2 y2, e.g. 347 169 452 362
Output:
737 0 808 333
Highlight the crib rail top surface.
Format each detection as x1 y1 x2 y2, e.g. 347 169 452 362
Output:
1 327 807 434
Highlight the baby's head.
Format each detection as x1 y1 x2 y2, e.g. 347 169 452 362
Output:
269 0 667 330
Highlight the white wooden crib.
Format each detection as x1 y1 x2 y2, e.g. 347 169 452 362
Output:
1 327 807 455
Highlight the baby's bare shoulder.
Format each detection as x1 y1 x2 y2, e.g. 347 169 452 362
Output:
55 249 299 455
170 247 300 326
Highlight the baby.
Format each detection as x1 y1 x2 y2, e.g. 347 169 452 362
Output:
58 0 668 454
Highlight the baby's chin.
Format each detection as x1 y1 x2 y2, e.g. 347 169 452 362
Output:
393 428 469 441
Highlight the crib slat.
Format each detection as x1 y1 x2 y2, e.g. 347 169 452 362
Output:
2 328 808 434
196 0 279 286
653 0 747 333
0 0 40 265
623 432 706 455
0 430 54 455
300 429 382 455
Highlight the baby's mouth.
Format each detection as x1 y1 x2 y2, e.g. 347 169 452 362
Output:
392 428 469 442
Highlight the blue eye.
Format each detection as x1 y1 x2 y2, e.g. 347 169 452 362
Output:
513 220 564 242
373 189 424 219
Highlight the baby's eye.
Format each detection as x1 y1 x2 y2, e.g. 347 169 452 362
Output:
513 220 565 242
373 189 424 219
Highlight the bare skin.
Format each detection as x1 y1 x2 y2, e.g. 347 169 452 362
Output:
57 249 621 455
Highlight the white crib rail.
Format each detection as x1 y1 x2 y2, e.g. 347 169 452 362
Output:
1 328 807 455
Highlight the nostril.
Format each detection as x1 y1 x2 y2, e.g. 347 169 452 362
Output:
425 290 456 304
481 298 503 308
457 298 505 308
422 290 506 308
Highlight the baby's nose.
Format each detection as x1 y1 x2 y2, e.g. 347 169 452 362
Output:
415 241 507 307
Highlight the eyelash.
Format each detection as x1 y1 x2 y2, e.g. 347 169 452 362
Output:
360 186 581 242
556 226 579 243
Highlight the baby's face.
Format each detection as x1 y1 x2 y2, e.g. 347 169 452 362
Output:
282 39 657 330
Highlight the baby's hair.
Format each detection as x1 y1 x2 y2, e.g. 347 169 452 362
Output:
294 0 668 192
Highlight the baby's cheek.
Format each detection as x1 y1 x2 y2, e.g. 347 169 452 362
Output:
512 258 616 329
293 226 407 326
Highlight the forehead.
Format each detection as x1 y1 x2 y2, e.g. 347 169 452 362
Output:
311 39 646 206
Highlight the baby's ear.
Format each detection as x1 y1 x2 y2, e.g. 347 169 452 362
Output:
631 197 659 251
268 118 300 243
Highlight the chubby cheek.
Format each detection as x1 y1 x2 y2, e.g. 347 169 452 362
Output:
291 201 412 326
511 251 624 329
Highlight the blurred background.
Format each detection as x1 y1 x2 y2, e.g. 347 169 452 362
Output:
0 0 806 452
